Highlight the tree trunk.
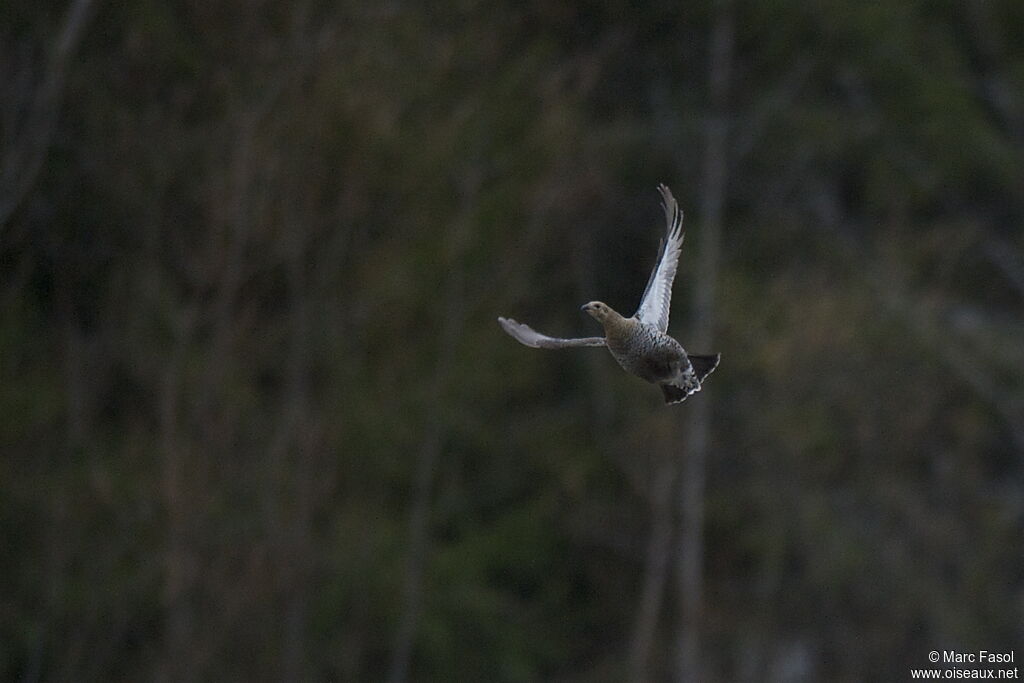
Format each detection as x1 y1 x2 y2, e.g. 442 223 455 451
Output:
675 4 733 681
629 448 677 682
388 172 477 682
158 344 195 683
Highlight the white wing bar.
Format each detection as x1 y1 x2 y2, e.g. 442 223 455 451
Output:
633 184 684 333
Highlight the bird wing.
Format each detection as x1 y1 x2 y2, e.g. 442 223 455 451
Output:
498 317 606 349
634 184 685 333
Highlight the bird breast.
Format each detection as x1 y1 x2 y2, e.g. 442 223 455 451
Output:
605 320 685 384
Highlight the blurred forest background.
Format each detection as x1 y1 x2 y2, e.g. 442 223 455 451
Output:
2 0 1023 681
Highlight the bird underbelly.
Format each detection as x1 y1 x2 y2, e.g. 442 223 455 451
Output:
608 344 675 384
608 348 651 381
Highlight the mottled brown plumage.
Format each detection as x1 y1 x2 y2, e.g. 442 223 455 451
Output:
498 184 720 404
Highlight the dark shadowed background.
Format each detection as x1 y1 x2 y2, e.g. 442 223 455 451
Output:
2 1 1022 681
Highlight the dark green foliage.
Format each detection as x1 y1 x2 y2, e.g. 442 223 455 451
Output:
1 0 1021 681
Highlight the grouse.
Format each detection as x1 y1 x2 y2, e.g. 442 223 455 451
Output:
498 184 719 404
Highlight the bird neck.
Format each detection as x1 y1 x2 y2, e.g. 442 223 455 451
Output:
600 310 634 342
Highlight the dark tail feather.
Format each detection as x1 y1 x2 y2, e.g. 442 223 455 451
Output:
662 354 720 404
660 383 692 404
687 353 720 383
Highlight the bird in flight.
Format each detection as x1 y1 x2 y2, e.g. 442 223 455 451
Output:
498 184 719 404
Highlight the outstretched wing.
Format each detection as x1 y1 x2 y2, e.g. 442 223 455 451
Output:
634 184 685 333
498 317 606 349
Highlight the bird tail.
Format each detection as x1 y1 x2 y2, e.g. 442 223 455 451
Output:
660 383 693 404
687 353 720 383
660 354 721 405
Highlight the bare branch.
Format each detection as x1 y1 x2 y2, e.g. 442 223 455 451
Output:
983 237 1024 299
731 57 814 164
0 0 99 229
818 218 1024 451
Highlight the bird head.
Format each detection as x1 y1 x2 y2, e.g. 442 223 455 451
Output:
581 301 616 324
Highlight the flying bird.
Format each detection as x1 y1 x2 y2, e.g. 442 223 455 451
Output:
498 184 720 404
